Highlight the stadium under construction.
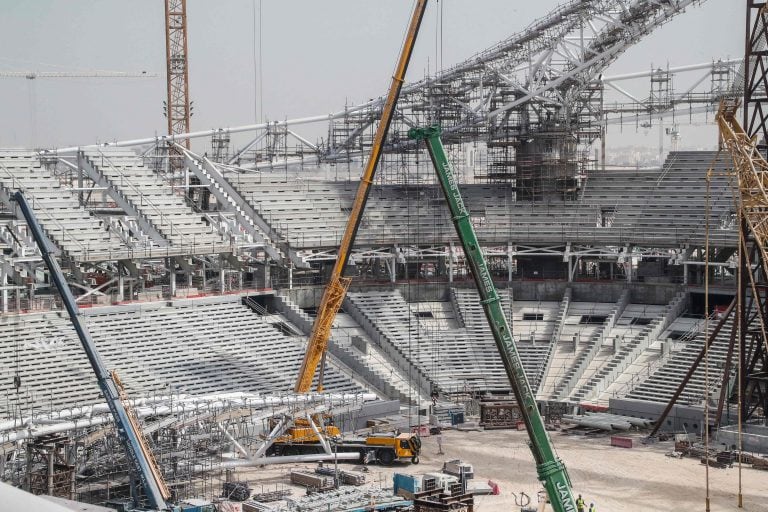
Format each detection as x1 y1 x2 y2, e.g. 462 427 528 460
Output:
0 1 765 511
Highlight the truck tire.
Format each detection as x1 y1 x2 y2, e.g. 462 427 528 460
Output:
377 448 395 465
411 455 420 464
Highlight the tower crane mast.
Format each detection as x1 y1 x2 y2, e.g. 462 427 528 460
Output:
164 0 191 149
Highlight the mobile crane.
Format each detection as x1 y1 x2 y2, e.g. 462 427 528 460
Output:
265 413 421 465
14 192 174 511
408 126 577 512
294 0 428 393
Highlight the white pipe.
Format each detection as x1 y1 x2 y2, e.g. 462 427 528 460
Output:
193 452 360 472
0 393 377 441
218 422 250 458
562 414 632 431
44 53 740 155
602 58 742 82
252 415 291 460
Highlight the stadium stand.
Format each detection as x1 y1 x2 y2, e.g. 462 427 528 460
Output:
0 151 134 261
0 295 361 415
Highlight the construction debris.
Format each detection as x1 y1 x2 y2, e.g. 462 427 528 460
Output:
250 489 292 503
222 481 252 502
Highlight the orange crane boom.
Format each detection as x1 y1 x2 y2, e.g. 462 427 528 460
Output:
294 0 429 393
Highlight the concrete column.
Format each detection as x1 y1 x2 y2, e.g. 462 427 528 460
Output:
117 266 125 302
447 244 454 284
567 257 573 283
683 262 688 285
168 258 176 297
219 256 226 292
1 268 8 313
389 250 397 283
288 263 293 290
77 151 84 206
508 242 514 282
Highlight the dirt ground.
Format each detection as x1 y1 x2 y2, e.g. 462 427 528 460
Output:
234 429 767 511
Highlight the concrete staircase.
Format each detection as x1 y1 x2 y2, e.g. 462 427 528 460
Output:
550 289 630 401
571 293 686 403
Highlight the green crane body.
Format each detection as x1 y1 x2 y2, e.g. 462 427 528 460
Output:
409 125 577 512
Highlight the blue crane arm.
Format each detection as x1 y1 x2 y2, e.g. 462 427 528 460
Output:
14 191 170 511
408 126 577 512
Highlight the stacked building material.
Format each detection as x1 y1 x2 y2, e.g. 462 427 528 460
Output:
289 470 334 492
430 403 466 426
314 466 366 486
413 485 474 512
752 456 768 470
287 488 410 511
479 400 521 429
242 501 279 512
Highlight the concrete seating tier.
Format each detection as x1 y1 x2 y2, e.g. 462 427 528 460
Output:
0 151 134 261
564 296 685 405
225 150 735 250
627 314 733 405
0 295 360 415
82 149 230 255
345 290 510 393
537 300 619 400
451 288 558 392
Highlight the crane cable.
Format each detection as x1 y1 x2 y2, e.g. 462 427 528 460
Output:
704 166 711 512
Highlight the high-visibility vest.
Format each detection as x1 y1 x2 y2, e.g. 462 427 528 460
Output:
589 507 596 512
576 498 585 509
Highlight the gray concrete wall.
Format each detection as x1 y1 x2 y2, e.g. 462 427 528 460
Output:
281 281 683 308
717 424 768 454
609 398 706 434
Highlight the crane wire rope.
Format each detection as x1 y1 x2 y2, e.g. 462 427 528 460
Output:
736 182 744 508
704 164 711 512
252 0 264 124
720 146 746 509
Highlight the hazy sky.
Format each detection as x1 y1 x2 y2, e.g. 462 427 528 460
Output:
0 0 743 152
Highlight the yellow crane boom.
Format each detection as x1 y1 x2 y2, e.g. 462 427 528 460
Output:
717 99 768 356
294 0 429 393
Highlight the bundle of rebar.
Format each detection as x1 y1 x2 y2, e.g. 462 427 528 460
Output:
250 489 292 502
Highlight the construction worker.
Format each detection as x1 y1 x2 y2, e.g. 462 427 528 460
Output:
576 494 585 512
588 503 596 512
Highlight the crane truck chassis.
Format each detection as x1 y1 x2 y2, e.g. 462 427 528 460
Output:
268 432 421 465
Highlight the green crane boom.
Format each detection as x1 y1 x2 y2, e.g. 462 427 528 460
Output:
408 125 577 512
